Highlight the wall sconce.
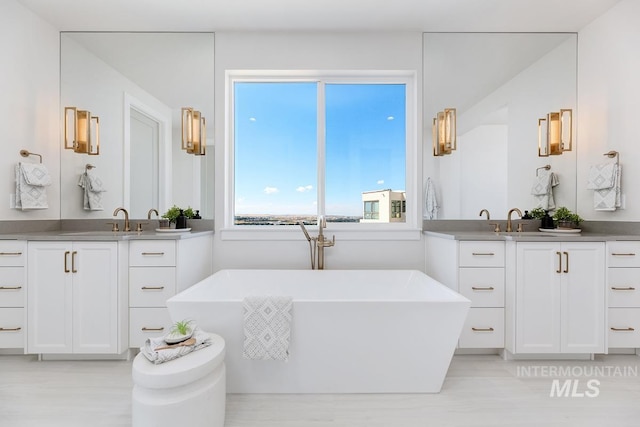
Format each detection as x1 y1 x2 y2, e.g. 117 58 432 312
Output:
538 108 572 157
181 107 206 156
432 108 456 156
64 107 100 155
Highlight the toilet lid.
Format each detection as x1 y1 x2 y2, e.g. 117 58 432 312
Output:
133 332 225 389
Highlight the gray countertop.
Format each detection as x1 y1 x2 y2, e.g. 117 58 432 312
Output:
424 230 639 242
0 229 214 241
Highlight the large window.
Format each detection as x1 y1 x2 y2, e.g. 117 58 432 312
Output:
230 73 412 227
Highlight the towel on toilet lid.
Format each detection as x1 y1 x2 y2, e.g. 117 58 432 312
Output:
243 296 292 361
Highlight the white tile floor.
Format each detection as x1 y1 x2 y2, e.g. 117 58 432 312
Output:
1 354 640 426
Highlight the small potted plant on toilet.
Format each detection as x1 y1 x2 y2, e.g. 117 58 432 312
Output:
165 319 194 344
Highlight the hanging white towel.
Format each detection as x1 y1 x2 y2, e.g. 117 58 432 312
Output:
591 163 621 211
243 296 292 361
78 170 106 211
531 169 559 210
140 327 212 365
424 177 439 220
15 162 52 210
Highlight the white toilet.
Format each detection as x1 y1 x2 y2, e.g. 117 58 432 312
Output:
132 332 226 427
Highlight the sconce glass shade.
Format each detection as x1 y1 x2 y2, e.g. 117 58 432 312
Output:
181 107 206 156
538 118 549 157
538 108 572 157
560 108 572 151
432 108 456 156
64 107 100 155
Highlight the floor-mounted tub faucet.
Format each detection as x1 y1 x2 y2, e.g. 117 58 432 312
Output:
299 216 335 270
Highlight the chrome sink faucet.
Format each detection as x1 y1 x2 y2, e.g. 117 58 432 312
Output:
299 216 336 270
506 208 523 233
113 207 131 232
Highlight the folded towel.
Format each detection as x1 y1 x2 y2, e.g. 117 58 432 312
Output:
243 296 292 361
593 164 621 211
140 327 212 365
78 171 106 211
587 163 617 190
15 162 52 210
531 170 559 210
424 177 439 220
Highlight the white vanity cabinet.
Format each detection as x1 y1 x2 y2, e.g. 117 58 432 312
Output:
0 241 27 349
606 241 640 349
514 241 605 354
128 236 213 348
425 236 505 349
27 241 127 354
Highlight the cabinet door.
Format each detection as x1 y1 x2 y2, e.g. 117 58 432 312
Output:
27 242 73 353
72 242 119 353
516 242 561 353
560 242 605 353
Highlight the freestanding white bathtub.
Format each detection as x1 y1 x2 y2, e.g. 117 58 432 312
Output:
167 269 470 393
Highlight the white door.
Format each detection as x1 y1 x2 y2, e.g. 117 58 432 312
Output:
560 242 605 353
130 108 160 219
516 242 561 353
27 242 73 353
72 242 119 353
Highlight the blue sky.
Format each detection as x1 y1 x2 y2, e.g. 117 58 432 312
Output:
234 82 405 217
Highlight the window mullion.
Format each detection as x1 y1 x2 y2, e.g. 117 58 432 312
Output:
317 80 326 220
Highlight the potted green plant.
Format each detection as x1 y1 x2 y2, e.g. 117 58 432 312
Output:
552 207 583 229
161 205 195 224
165 319 194 344
529 207 547 220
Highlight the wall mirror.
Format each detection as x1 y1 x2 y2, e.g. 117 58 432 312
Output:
423 33 577 220
60 32 214 220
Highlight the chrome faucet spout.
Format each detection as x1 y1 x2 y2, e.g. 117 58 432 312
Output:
113 207 131 232
299 217 335 270
147 208 159 220
479 209 490 220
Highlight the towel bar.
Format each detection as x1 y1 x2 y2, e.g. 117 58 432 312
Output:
19 149 42 163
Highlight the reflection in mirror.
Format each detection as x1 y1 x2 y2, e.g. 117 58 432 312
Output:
423 33 577 220
60 32 214 220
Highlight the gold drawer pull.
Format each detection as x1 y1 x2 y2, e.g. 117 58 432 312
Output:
611 253 636 256
141 286 165 291
0 286 22 290
610 327 635 332
0 327 22 332
141 327 165 332
471 252 494 256
611 287 636 291
471 327 495 332
141 252 165 256
471 286 494 291
0 252 22 256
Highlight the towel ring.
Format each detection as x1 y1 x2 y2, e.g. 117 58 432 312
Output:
536 164 551 176
603 150 619 165
19 149 42 163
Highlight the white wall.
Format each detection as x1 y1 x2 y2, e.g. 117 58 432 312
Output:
212 32 425 271
577 0 640 220
0 0 60 220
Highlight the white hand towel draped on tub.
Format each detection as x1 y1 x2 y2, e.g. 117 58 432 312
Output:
78 170 106 210
531 169 559 210
243 296 292 361
587 163 621 211
15 162 52 210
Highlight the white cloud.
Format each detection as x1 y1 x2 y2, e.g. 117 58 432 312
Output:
249 117 256 122
387 116 395 121
377 179 385 185
263 186 279 194
296 185 313 193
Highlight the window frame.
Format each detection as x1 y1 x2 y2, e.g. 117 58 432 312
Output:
223 70 419 240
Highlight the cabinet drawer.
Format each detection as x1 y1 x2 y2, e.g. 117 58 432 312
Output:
0 242 26 267
459 241 505 267
608 308 640 348
0 308 24 348
607 242 640 268
129 307 173 348
608 268 640 308
129 267 176 307
459 268 504 307
129 241 176 266
458 308 504 348
0 267 25 307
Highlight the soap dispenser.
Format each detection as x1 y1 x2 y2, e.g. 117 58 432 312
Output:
541 210 554 229
176 209 188 229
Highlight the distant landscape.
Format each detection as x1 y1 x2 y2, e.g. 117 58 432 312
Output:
235 215 361 225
